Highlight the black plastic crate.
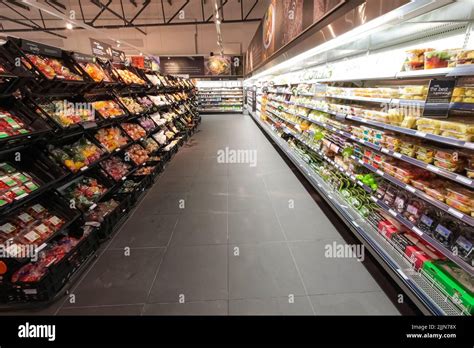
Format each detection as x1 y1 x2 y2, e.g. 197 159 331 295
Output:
88 195 132 240
3 37 93 96
0 149 64 216
3 227 99 303
23 95 98 135
0 96 52 154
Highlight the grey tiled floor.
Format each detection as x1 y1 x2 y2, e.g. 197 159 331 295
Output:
4 114 401 316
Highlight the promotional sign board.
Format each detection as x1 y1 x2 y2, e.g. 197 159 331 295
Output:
245 0 345 74
90 38 112 59
159 55 243 77
160 56 205 76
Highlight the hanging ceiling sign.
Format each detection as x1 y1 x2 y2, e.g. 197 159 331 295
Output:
111 48 126 63
90 38 112 59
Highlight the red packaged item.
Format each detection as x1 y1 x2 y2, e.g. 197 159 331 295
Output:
27 203 47 219
377 220 399 239
34 223 52 237
45 215 65 231
0 221 19 237
15 212 34 227
405 245 431 269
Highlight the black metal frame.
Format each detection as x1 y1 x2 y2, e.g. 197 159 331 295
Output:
0 0 262 37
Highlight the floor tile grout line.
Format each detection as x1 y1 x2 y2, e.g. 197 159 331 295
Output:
52 204 137 316
260 175 317 316
140 215 181 315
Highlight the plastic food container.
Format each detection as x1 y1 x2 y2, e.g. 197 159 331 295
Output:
466 168 474 178
446 197 472 214
446 187 473 205
441 130 474 141
434 158 464 172
424 50 455 69
454 50 474 66
394 172 411 183
424 186 446 201
411 179 429 190
405 49 433 71
403 198 426 223
417 126 442 135
435 149 462 162
416 118 441 128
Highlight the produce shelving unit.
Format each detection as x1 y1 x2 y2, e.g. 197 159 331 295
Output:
0 37 200 308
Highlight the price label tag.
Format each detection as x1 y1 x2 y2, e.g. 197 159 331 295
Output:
80 166 89 172
388 209 398 217
397 269 409 280
370 196 378 203
393 152 402 159
455 175 472 185
381 148 389 154
448 207 464 219
412 226 424 236
360 139 366 144
465 142 474 149
376 170 384 177
89 203 97 211
14 193 28 200
405 185 416 193
415 131 427 137
427 164 440 173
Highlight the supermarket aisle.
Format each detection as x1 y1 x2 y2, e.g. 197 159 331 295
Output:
14 114 402 315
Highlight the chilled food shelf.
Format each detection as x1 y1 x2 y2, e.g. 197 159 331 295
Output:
266 100 474 189
251 111 466 316
267 96 474 150
260 106 474 277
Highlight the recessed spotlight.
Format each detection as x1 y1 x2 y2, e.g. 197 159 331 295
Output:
65 22 73 30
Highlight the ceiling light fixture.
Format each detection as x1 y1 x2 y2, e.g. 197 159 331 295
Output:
65 22 73 30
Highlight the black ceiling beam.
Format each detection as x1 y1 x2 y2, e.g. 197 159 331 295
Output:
160 0 166 23
205 0 228 22
90 0 147 34
5 0 30 11
88 0 111 25
0 18 261 33
166 0 190 24
45 0 66 14
2 0 38 28
79 0 86 21
0 14 67 38
38 9 46 28
244 0 258 20
201 0 205 22
129 0 151 24
120 0 126 25
240 0 244 21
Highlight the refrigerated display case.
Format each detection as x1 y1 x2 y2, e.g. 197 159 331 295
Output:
246 0 474 316
197 80 243 113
